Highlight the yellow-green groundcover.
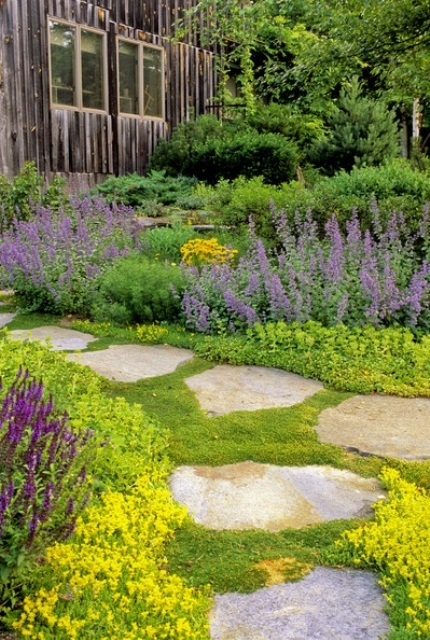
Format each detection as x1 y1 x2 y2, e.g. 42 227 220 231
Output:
13 467 211 640
0 333 211 639
336 468 430 638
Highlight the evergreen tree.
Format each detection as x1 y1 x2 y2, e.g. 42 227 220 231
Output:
310 77 401 174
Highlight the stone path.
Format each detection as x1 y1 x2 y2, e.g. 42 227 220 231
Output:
0 313 16 328
10 326 96 351
67 343 194 381
210 567 390 640
317 395 430 460
3 315 425 638
169 462 385 530
186 365 323 415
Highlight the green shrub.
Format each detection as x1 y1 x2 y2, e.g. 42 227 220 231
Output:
148 115 227 176
95 170 196 209
246 102 327 157
201 161 430 236
149 115 299 185
192 132 299 185
193 321 430 396
91 254 185 325
214 176 308 236
289 161 430 232
0 163 68 231
309 77 400 174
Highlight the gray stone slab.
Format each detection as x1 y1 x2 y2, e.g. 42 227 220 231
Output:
0 313 16 328
210 566 390 640
317 395 430 460
9 326 97 351
169 462 384 531
185 365 323 416
66 344 194 382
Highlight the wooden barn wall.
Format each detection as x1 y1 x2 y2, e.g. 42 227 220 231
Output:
0 0 50 177
0 0 217 182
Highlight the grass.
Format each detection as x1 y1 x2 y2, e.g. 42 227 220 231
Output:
166 519 353 593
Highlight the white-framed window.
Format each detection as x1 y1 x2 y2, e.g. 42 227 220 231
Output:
117 38 165 120
48 18 108 112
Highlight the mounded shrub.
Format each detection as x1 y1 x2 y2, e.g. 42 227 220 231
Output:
196 161 430 237
95 170 196 209
149 115 299 185
91 254 185 325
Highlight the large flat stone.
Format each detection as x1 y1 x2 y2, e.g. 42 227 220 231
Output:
317 395 430 460
185 365 323 416
0 313 16 328
9 326 96 351
66 344 194 382
210 566 390 640
169 462 384 531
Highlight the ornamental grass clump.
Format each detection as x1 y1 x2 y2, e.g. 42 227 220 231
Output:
0 369 93 610
180 205 430 333
13 467 211 640
334 468 430 638
0 197 139 314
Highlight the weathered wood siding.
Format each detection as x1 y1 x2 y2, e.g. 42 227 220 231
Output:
0 0 217 182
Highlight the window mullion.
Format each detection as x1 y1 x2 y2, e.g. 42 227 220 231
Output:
139 44 144 117
75 27 83 109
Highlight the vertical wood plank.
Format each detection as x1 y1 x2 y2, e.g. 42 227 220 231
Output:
0 0 217 183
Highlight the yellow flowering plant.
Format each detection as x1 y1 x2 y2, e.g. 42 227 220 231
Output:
135 323 169 343
12 466 212 640
333 468 430 638
180 238 238 267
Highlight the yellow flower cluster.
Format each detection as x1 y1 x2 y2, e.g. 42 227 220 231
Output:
13 467 211 639
337 468 430 637
180 238 238 267
135 323 169 343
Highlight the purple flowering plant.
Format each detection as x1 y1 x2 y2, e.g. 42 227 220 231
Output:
0 197 139 314
180 204 430 333
0 369 93 609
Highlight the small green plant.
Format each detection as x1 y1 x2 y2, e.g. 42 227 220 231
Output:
95 170 196 209
141 224 199 263
0 163 42 230
91 254 185 325
0 164 69 231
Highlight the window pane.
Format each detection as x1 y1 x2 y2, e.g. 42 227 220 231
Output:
118 41 139 115
81 30 105 110
143 47 163 118
50 21 76 107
